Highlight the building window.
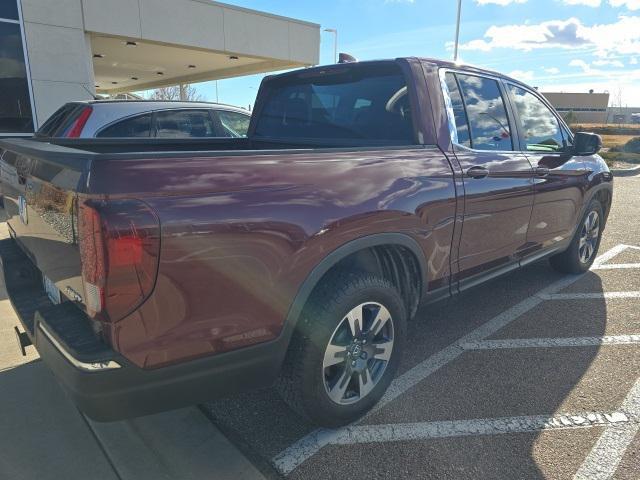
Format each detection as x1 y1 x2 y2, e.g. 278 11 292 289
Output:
0 3 34 134
0 0 19 21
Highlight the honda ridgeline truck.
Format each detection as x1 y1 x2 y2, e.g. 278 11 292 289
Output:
0 58 612 426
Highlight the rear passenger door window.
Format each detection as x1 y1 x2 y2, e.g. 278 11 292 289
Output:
96 114 152 138
155 110 216 138
507 85 566 153
455 74 513 151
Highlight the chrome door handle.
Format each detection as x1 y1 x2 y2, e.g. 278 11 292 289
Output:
535 167 550 177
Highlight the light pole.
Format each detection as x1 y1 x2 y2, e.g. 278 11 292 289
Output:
324 28 338 63
453 0 462 62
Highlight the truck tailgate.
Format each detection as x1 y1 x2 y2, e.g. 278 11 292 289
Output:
0 138 91 310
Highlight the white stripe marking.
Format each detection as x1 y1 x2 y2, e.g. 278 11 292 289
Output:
593 263 640 270
574 377 640 479
463 335 640 351
273 411 637 474
593 244 640 270
333 412 635 444
540 292 640 300
593 244 640 262
273 244 632 475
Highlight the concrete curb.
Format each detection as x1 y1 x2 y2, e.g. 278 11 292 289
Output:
87 408 268 480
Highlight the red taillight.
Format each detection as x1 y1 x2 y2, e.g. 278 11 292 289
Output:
64 106 93 138
78 199 160 322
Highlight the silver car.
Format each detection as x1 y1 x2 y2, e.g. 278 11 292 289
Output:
35 100 251 139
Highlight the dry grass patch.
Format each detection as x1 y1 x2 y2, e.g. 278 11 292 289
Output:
601 135 638 149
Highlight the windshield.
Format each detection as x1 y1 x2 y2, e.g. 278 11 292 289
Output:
254 63 415 145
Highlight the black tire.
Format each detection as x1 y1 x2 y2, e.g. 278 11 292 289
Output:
550 199 604 274
277 272 406 427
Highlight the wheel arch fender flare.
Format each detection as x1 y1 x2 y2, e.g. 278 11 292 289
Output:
578 183 613 233
277 233 428 352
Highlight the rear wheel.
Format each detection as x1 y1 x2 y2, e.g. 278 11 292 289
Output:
277 273 406 427
550 199 603 274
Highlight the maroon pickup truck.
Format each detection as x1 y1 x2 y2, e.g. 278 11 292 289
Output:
0 58 612 427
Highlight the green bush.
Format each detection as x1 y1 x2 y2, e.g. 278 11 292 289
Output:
623 137 640 153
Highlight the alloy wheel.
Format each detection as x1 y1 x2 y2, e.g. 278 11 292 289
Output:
322 302 394 405
579 210 600 264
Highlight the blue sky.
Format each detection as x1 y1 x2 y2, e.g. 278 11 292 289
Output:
148 0 640 108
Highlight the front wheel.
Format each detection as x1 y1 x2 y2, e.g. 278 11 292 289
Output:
277 273 406 427
550 199 603 274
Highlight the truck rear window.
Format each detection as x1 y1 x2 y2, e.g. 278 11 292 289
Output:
254 63 415 145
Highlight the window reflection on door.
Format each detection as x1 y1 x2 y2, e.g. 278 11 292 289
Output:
456 74 513 151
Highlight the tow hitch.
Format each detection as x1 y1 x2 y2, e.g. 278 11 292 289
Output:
14 326 32 356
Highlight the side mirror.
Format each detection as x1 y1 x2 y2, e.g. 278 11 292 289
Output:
574 132 602 156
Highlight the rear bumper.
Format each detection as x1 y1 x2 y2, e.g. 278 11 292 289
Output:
0 237 285 421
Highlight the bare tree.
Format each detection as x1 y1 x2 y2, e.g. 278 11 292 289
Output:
149 84 203 101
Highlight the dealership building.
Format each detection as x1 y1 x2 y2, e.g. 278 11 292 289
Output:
0 0 320 137
541 91 610 124
542 91 640 124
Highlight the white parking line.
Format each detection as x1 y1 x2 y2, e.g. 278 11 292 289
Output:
594 244 640 270
574 377 640 480
273 411 638 474
273 244 630 475
594 263 640 270
463 335 640 350
540 292 640 300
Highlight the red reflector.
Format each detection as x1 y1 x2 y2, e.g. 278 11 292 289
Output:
78 199 160 322
65 106 93 138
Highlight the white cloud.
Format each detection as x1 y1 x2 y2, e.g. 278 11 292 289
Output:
609 0 640 10
459 16 640 58
568 58 626 74
475 0 527 4
631 57 639 64
543 67 561 74
593 59 625 67
563 0 601 6
569 59 592 71
508 70 535 81
538 59 640 81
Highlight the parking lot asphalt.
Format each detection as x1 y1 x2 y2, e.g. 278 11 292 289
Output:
204 171 640 479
